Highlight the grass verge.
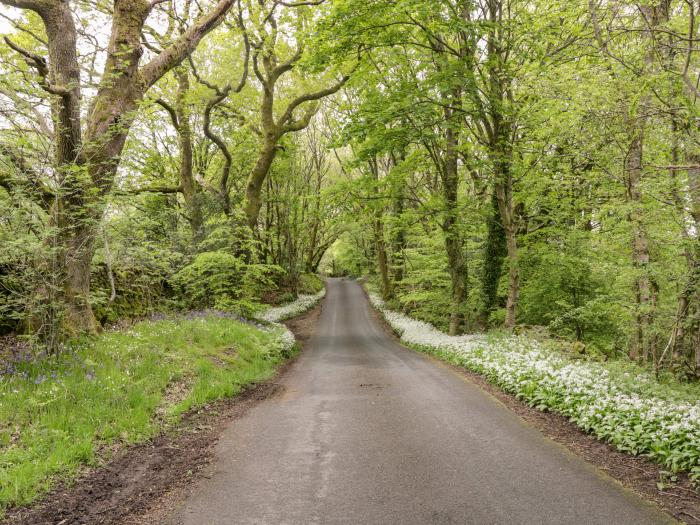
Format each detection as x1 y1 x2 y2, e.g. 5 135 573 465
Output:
0 315 292 516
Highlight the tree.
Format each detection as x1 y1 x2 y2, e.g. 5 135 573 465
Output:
241 0 355 231
1 0 237 337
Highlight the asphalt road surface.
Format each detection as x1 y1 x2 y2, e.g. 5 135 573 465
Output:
165 278 673 525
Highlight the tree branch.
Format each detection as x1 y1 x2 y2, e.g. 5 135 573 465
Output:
0 0 53 13
0 12 47 45
3 36 70 97
140 0 235 88
154 97 179 128
116 184 183 195
279 70 353 130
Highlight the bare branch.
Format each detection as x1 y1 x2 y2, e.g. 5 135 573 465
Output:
3 36 70 97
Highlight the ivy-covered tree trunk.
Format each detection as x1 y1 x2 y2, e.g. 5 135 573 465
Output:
487 0 518 330
481 190 506 324
3 0 235 338
490 110 518 330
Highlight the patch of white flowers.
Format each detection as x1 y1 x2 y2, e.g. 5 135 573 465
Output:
257 289 326 358
258 289 326 323
269 325 296 357
369 293 700 480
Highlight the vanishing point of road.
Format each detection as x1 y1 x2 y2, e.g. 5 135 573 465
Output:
165 278 673 525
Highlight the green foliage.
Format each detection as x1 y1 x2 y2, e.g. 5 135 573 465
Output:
518 232 626 354
173 251 246 309
298 273 324 294
172 251 284 315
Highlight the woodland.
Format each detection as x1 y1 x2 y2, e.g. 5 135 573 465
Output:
1 0 698 372
1 0 700 516
0 0 700 368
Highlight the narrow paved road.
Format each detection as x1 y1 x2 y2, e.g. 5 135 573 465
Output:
166 278 672 525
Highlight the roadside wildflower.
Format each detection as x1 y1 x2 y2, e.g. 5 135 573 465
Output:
258 289 326 323
257 288 326 358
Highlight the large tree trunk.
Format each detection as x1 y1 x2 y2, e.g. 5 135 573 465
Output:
4 0 234 339
487 0 518 330
499 197 519 329
442 123 468 336
626 130 656 361
62 225 100 334
481 189 507 324
56 0 150 335
37 2 96 337
245 135 278 229
492 141 518 329
174 69 204 245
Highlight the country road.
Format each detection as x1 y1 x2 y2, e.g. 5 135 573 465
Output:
164 278 673 525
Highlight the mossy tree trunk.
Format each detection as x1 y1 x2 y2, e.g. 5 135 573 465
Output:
2 0 236 338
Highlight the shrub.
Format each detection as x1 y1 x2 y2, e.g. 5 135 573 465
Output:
172 252 246 309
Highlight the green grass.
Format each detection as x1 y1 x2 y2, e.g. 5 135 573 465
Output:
0 316 291 515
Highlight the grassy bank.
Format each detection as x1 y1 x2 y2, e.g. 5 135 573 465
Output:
0 315 293 515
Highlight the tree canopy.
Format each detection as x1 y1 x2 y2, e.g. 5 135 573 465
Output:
1 0 698 377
